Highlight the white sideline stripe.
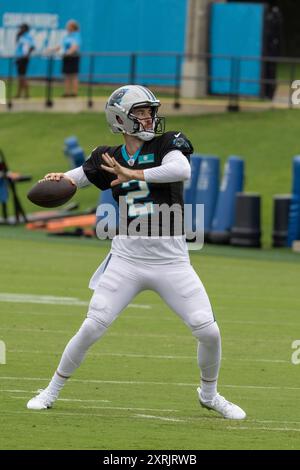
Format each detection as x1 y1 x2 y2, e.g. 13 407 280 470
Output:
0 327 191 338
5 305 300 328
0 326 293 345
2 394 110 404
226 426 300 433
221 319 300 327
9 349 195 360
1 389 177 411
10 396 111 404
135 415 300 430
3 294 300 328
107 315 300 329
4 389 300 426
5 309 300 329
134 414 184 423
8 397 178 413
0 293 151 310
1 376 300 391
1 410 300 432
0 410 111 419
7 349 288 364
0 327 72 334
6 310 300 330
0 293 88 306
0 410 185 423
76 406 179 412
248 418 300 426
0 327 291 345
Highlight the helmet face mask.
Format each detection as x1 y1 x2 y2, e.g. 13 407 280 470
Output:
128 103 165 141
105 85 165 141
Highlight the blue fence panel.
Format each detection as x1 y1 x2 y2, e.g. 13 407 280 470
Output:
209 2 265 97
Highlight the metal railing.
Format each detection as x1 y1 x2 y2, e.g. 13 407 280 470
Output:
1 51 300 111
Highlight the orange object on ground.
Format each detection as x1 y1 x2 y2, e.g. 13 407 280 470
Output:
46 214 96 232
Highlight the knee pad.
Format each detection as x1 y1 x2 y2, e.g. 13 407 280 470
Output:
78 317 107 344
192 321 221 344
87 291 113 328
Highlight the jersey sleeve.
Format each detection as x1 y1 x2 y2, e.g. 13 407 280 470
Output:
158 131 194 160
82 146 114 190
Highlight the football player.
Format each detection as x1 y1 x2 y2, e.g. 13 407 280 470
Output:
27 85 246 419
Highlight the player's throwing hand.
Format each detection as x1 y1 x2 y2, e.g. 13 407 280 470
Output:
41 172 76 186
101 152 143 187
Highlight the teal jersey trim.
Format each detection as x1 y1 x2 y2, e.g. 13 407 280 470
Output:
121 145 142 165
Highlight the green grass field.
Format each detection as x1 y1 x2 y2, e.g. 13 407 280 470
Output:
0 226 300 450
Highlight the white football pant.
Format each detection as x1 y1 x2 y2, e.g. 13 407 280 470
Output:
56 255 221 385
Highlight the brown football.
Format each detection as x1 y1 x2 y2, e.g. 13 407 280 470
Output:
27 178 77 208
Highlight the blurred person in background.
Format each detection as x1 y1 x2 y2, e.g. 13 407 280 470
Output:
15 23 35 98
47 20 81 97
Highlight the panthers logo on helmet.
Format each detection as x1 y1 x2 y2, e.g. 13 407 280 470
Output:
108 88 129 107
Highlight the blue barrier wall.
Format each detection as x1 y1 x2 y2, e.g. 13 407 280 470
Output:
211 156 244 235
0 0 187 85
209 2 265 97
287 156 300 246
195 156 220 234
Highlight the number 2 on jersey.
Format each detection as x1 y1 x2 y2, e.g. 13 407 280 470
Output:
122 180 153 217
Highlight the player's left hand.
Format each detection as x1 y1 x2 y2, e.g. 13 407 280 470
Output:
101 153 135 187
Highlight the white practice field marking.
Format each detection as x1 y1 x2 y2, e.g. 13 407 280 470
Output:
3 391 299 427
7 348 288 364
3 293 296 326
0 391 110 403
0 327 193 338
0 326 291 346
2 293 298 330
1 410 300 433
5 308 300 329
226 426 300 433
1 376 300 391
0 410 188 424
0 293 151 310
134 414 184 423
8 398 178 413
0 389 178 412
1 389 300 428
134 415 300 430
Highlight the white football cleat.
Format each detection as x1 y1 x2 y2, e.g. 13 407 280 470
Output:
197 387 246 420
27 389 57 410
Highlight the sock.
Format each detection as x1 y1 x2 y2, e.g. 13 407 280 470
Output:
47 371 68 398
45 317 107 397
200 378 218 402
194 322 222 402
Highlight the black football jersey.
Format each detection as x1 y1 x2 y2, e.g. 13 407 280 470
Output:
82 131 193 236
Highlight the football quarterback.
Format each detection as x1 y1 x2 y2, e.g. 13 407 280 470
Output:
27 85 246 420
